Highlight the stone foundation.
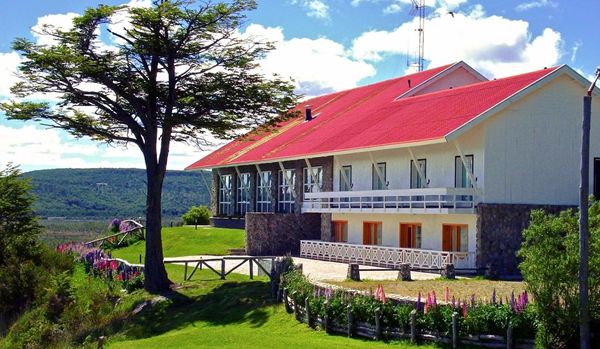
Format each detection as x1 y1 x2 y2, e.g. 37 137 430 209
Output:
245 212 322 256
476 203 574 276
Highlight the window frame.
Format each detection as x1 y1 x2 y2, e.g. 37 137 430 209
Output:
410 159 427 189
399 222 422 249
278 169 296 213
256 171 272 213
332 220 348 243
236 172 251 216
303 166 323 195
372 162 386 190
363 221 383 246
218 174 233 215
455 155 474 188
340 165 352 191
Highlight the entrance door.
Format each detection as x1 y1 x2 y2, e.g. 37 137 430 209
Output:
594 158 600 199
442 224 468 252
333 221 348 243
400 223 422 248
363 222 382 245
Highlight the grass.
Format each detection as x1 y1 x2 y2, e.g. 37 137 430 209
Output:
106 269 462 349
110 226 245 263
328 278 526 304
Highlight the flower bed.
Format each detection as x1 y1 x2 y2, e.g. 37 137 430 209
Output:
282 270 536 348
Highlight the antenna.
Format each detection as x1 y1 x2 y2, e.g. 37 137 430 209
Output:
408 0 426 72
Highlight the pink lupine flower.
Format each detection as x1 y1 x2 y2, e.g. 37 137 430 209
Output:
445 286 449 302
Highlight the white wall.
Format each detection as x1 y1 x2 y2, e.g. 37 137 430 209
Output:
331 212 477 252
332 125 485 192
411 66 485 97
483 74 600 205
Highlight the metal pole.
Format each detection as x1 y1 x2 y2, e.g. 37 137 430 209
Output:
580 68 599 349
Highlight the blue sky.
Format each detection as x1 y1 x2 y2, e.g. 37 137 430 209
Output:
1 0 598 172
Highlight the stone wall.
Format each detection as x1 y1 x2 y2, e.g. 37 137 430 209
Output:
245 213 322 255
476 203 574 276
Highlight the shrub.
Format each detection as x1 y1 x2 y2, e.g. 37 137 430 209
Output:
518 201 600 348
181 205 211 225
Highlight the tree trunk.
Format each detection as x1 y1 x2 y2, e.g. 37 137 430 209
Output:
143 148 172 292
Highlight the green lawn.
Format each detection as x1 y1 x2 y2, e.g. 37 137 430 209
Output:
110 226 245 263
106 269 455 349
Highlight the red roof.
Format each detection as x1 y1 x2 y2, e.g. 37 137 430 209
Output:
186 64 558 170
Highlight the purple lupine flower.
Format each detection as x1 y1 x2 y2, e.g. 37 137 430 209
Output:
470 293 475 309
522 291 528 310
511 291 515 310
499 297 503 306
416 292 421 311
492 289 496 305
452 296 456 309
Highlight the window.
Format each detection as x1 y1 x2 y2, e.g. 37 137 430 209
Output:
400 223 422 248
372 162 386 190
340 165 352 191
278 169 296 213
256 171 272 213
236 173 250 216
218 174 233 215
303 166 323 194
333 221 348 243
363 222 382 246
442 224 468 252
410 159 426 188
455 155 474 188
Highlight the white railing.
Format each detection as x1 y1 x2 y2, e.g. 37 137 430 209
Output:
302 187 481 214
300 240 476 270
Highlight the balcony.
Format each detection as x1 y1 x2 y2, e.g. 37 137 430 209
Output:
300 240 476 270
302 187 481 214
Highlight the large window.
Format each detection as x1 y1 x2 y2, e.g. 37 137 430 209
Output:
256 171 272 213
236 172 250 216
363 221 382 246
455 155 474 188
340 165 352 191
333 221 348 243
410 159 426 188
218 174 233 215
400 223 422 248
372 163 386 190
303 166 323 194
278 169 296 213
442 224 468 252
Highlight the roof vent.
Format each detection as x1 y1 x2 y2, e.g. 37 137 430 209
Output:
305 105 313 121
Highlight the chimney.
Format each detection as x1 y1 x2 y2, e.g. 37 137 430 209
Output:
408 79 411 88
305 105 313 121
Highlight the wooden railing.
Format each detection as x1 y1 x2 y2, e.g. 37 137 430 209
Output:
85 219 145 248
302 187 480 214
300 240 476 270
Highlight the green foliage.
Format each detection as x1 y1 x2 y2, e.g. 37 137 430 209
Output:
181 205 211 225
0 164 41 266
25 168 211 219
518 201 600 348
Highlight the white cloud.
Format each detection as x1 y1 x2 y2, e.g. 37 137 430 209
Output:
350 4 564 78
571 40 582 63
0 52 22 100
293 0 331 21
107 0 152 45
243 24 376 96
352 0 466 13
31 13 79 46
515 0 558 12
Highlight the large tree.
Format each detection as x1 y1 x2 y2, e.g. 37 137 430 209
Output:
1 0 299 291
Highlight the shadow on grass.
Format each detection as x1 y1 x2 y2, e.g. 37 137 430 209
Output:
122 277 275 340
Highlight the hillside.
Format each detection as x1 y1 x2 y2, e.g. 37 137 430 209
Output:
24 168 211 219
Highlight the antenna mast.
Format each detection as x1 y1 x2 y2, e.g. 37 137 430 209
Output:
408 0 426 71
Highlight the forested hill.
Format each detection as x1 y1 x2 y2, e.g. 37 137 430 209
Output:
24 168 211 219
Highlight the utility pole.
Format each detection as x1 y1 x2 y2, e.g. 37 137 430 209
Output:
580 66 600 349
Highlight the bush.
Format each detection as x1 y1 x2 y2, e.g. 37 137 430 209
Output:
181 205 211 225
518 201 600 348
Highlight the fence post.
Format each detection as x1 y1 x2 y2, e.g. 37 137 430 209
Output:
323 300 329 333
221 258 226 279
249 259 254 280
375 307 381 340
347 263 360 281
292 291 299 320
305 297 312 327
347 304 354 337
398 263 411 281
184 262 188 281
507 321 513 349
283 288 291 313
452 312 458 348
411 309 417 343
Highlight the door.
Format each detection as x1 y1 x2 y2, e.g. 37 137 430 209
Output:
400 223 422 248
333 221 348 243
442 224 468 252
363 222 382 245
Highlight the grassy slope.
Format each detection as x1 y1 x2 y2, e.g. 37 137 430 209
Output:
111 226 246 263
107 270 448 349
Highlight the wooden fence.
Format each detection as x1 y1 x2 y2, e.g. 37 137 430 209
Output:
164 256 277 282
85 219 145 248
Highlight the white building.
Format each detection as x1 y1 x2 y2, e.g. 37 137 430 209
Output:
186 62 600 276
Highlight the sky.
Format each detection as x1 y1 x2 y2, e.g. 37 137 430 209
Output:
0 0 599 172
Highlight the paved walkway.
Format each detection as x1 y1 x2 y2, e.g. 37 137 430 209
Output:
164 255 441 281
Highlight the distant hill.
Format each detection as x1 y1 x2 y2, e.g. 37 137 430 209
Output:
24 168 211 219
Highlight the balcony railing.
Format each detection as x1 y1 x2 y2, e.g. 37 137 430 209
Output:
300 240 476 270
302 187 480 214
